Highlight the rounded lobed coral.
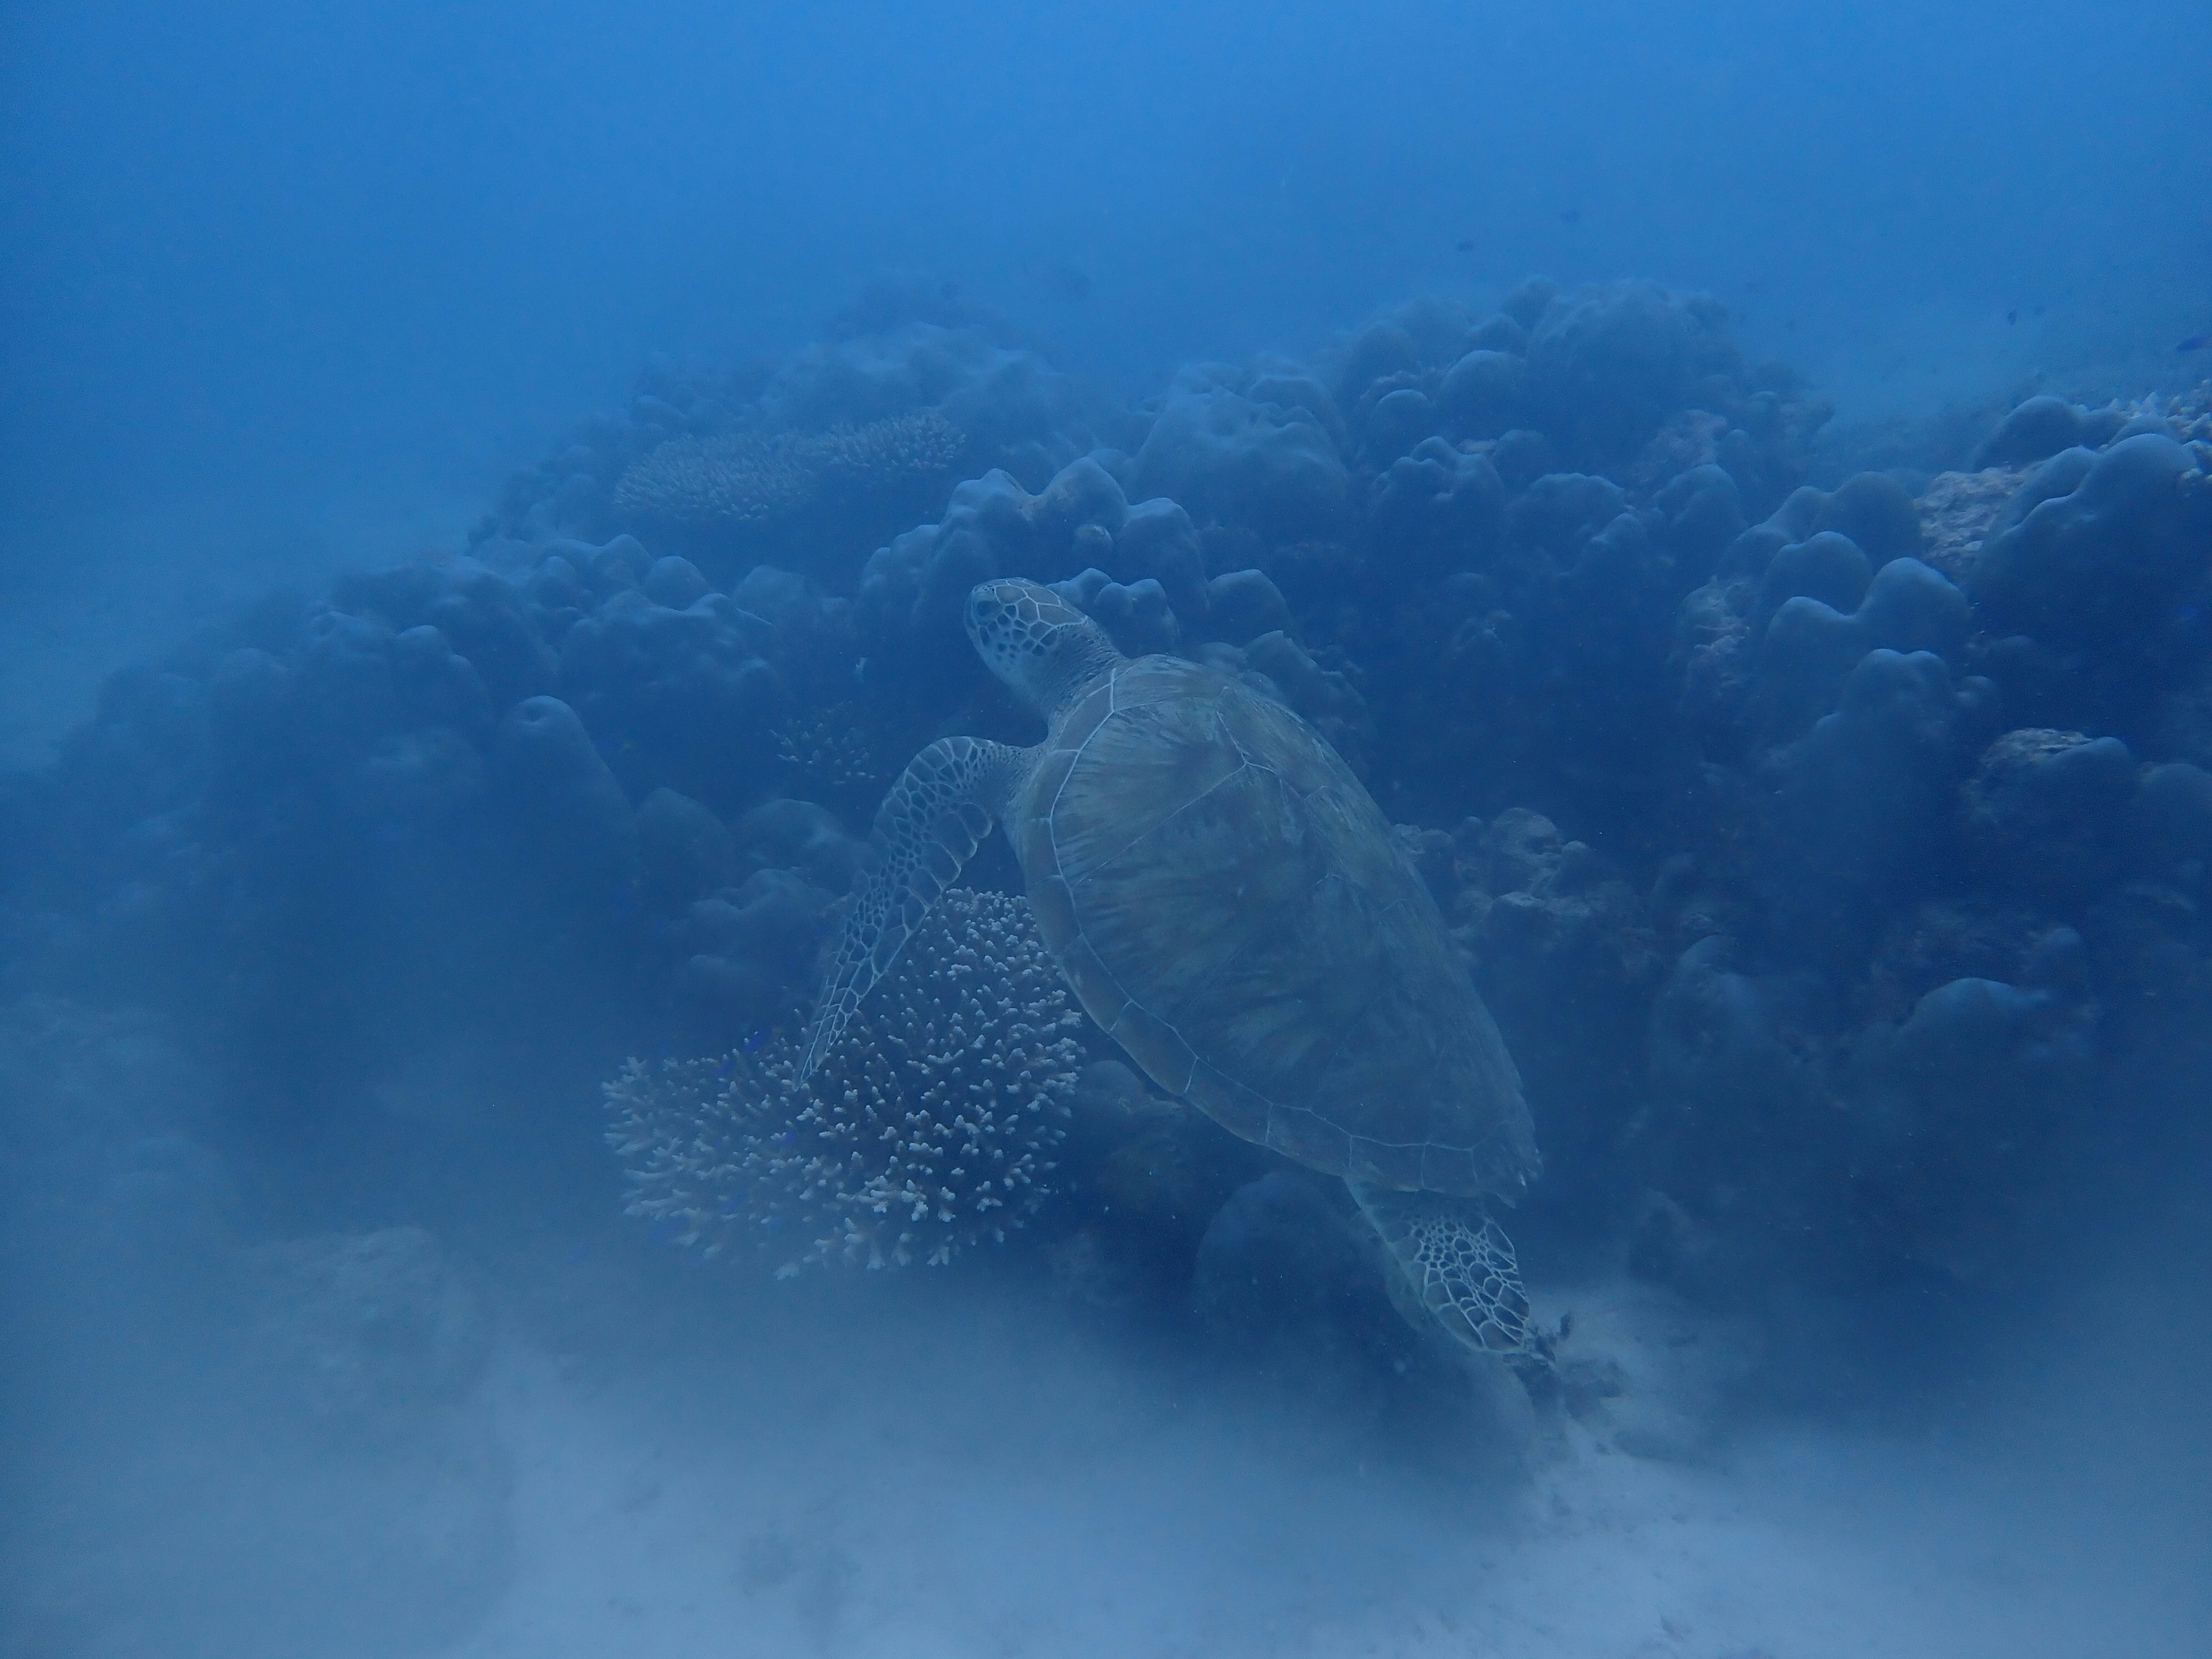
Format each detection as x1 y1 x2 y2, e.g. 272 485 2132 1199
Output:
604 888 1084 1272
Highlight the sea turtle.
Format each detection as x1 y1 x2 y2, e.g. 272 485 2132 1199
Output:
802 578 1547 1373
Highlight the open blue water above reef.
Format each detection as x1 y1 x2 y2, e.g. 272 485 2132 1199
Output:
3 3 2210 1656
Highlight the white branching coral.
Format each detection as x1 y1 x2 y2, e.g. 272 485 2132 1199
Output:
605 889 1084 1272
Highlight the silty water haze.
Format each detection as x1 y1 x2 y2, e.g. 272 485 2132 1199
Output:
2 1 2209 1654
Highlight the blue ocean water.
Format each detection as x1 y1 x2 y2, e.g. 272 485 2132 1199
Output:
3 3 2209 1654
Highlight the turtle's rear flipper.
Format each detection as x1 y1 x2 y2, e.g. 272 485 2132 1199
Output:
1349 1180 1549 1378
798 736 1027 1082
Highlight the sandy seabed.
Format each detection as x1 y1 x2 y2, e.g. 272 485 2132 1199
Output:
6 1105 2205 1659
446 1268 2207 1659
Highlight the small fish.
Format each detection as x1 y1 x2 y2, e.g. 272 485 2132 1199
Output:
2006 309 2018 325
1455 238 1475 252
1558 207 1582 225
2179 334 2211 354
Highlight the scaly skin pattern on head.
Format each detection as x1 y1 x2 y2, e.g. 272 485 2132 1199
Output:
964 578 1125 721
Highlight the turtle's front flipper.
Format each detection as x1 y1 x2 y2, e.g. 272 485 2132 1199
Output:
798 737 1028 1082
1349 1179 1549 1377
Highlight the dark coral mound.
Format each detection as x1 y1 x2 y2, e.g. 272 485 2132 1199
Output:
6 278 2209 1368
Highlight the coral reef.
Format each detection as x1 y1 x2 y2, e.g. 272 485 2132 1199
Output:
1970 433 2208 653
605 889 1085 1271
1971 394 2128 469
1127 383 1352 543
613 431 813 527
7 277 2210 1373
482 317 1092 590
1916 465 2027 580
857 455 1209 676
613 411 966 529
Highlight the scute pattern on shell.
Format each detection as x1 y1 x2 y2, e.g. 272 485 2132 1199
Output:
604 888 1084 1271
1017 653 1539 1198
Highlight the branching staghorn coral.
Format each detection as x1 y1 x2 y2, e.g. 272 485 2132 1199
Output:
805 409 969 482
612 431 814 525
605 888 1084 1271
613 411 967 528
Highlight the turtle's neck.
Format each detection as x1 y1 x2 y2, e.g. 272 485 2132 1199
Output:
1033 627 1126 722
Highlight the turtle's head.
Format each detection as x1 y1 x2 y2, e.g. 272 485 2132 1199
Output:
965 579 1122 716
